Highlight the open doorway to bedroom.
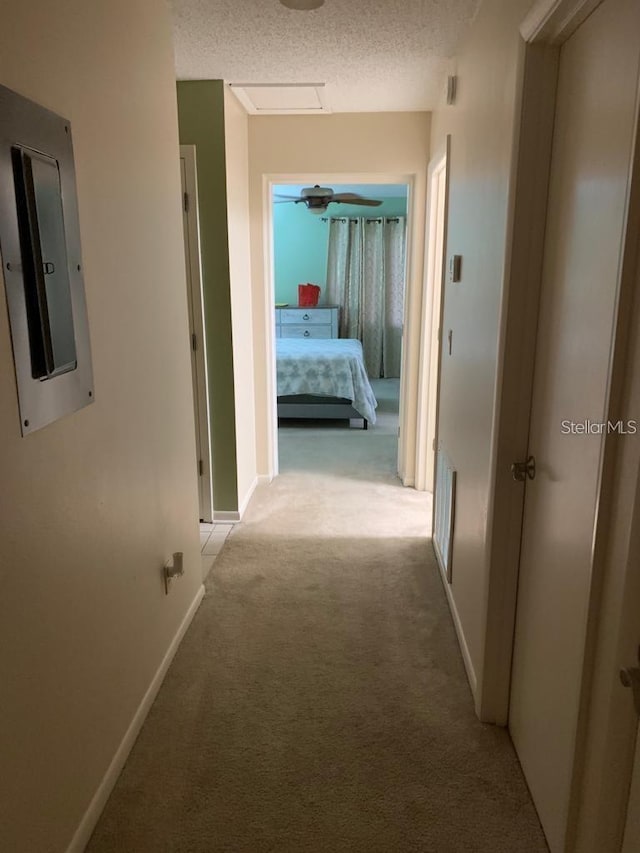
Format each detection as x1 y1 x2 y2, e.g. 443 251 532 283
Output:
270 180 409 480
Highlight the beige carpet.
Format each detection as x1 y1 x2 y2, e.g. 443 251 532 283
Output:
87 383 548 853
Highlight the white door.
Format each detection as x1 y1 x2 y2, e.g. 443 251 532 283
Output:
416 140 449 494
180 147 213 522
425 156 447 491
508 1 640 851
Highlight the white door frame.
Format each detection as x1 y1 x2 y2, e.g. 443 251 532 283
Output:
262 171 419 481
415 137 450 494
623 722 640 853
180 145 213 522
484 0 640 849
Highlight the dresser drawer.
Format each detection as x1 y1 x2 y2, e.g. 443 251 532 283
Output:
280 325 333 339
280 308 334 326
275 306 339 338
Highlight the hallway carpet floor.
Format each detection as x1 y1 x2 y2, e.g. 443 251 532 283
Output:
87 385 548 853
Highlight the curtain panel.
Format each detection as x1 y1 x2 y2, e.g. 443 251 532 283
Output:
326 216 406 378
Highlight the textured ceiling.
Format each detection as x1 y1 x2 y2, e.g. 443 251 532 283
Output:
170 0 482 112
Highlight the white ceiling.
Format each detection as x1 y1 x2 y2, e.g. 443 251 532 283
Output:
170 0 482 113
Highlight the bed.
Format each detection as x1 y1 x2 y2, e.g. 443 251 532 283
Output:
276 338 378 429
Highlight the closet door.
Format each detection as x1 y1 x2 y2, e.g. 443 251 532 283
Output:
508 1 640 850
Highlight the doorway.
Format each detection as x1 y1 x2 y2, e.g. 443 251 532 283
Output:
179 145 213 522
415 140 449 494
265 175 415 481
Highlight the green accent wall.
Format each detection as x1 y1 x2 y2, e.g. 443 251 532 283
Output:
273 197 408 306
177 80 238 512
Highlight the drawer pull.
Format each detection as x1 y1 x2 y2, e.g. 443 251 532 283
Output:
303 330 310 337
302 313 310 321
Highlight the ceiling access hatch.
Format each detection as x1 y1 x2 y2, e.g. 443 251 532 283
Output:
229 83 330 115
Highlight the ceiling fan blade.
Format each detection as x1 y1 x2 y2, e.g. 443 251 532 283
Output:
331 197 383 207
274 194 303 201
330 193 364 201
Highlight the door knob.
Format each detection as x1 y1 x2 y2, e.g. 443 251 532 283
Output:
511 455 536 482
620 647 640 716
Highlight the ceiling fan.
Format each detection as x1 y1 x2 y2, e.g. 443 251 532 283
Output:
274 185 383 214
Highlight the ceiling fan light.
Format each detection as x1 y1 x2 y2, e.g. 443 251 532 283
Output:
308 206 326 215
279 0 324 9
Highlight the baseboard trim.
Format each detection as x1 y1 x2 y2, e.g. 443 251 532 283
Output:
213 509 240 522
432 542 478 698
237 476 258 519
214 475 271 523
66 583 206 853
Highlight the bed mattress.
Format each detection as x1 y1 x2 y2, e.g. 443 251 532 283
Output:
276 338 378 425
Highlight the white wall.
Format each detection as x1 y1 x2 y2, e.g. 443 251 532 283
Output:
224 86 258 511
428 0 533 702
0 1 201 850
248 112 431 479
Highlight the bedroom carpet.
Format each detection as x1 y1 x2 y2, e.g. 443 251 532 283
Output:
86 389 548 853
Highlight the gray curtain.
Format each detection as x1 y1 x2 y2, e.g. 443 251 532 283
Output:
325 217 362 339
326 216 406 378
383 217 406 378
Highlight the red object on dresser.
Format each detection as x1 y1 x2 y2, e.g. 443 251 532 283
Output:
298 283 321 307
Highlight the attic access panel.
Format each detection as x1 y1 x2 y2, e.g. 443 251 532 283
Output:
0 84 93 435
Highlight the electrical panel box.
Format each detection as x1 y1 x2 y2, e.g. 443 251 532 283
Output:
0 84 93 435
